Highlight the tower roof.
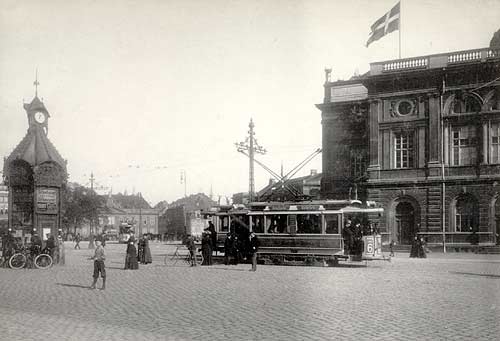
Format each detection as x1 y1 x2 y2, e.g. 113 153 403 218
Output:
23 96 50 116
4 127 66 172
4 96 65 176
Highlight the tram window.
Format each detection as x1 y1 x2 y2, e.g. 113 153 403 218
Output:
325 215 339 234
297 214 321 234
252 217 264 233
266 215 288 233
219 216 229 232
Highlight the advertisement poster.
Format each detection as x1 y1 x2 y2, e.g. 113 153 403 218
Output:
36 188 58 214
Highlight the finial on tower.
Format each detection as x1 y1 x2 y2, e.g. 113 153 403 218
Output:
33 69 40 97
324 68 332 83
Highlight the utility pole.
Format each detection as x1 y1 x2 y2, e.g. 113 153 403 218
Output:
235 119 266 202
88 172 96 249
180 170 187 197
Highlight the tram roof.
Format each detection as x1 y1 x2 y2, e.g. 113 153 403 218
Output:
206 200 382 215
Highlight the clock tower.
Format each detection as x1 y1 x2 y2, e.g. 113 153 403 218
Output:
3 78 67 249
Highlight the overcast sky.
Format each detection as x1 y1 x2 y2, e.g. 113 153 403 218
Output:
1 0 499 206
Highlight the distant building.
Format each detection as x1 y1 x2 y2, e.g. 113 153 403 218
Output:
0 185 8 230
318 45 500 246
256 170 322 202
158 193 217 238
96 193 159 236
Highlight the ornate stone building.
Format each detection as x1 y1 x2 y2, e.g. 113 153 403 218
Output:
318 47 500 247
3 93 67 243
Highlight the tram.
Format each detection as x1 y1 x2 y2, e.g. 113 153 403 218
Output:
205 200 386 265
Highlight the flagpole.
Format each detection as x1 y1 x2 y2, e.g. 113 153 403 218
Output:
399 0 402 59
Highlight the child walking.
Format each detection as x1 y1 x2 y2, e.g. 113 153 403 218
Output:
90 240 106 290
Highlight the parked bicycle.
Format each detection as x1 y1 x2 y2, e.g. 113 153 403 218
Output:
9 245 53 270
164 245 203 266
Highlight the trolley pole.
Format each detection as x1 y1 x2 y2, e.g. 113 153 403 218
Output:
235 119 266 203
89 172 96 249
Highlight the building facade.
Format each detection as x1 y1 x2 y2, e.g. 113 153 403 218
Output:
97 194 159 236
319 47 500 247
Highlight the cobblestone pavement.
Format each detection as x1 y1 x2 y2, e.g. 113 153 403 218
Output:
1 242 499 341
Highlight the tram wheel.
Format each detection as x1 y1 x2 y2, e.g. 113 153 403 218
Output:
9 253 27 269
34 254 53 269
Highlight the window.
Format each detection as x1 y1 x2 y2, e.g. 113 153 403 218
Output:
451 126 477 166
491 123 500 164
350 150 366 179
452 97 481 113
454 195 479 232
296 214 321 234
325 214 340 234
265 215 288 233
251 216 264 233
219 216 229 232
394 132 414 168
397 100 414 116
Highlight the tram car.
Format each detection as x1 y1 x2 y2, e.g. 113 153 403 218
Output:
205 200 386 265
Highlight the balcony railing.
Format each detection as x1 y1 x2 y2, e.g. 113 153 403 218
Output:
370 47 500 75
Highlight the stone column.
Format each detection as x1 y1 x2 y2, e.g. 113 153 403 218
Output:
367 99 381 179
427 93 442 177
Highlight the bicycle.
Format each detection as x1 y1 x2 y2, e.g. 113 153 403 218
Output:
9 245 53 270
164 245 203 266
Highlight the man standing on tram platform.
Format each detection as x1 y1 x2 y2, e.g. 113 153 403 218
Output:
248 232 260 271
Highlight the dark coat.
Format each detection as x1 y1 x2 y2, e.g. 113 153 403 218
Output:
248 234 260 255
125 242 139 269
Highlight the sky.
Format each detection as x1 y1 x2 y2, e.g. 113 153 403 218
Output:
1 0 499 206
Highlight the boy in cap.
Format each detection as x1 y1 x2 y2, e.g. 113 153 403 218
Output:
90 240 106 290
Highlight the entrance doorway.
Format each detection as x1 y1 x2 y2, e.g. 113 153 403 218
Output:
395 202 415 245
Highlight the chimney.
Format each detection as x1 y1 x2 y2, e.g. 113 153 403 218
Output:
310 169 317 176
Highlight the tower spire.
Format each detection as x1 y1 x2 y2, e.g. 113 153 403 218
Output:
33 69 40 97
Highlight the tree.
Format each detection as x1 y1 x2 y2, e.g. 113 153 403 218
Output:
62 183 105 240
490 29 500 49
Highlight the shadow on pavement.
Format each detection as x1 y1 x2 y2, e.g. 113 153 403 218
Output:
56 282 91 289
449 271 500 279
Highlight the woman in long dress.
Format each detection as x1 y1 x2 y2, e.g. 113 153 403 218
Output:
124 238 139 270
143 235 152 264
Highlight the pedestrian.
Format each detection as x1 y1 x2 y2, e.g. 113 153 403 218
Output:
248 231 260 271
90 240 106 290
1 230 15 265
46 234 56 258
74 233 81 250
57 235 65 265
410 235 419 258
389 239 395 257
201 231 212 265
124 237 139 270
101 233 107 247
142 235 152 264
343 219 353 255
137 235 144 264
206 221 217 254
186 234 197 267
224 233 233 265
417 237 427 258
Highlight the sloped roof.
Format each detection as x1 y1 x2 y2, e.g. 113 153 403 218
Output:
108 193 152 209
4 124 66 174
23 96 50 116
4 96 65 175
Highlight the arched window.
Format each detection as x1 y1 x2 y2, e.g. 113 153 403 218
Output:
452 96 481 114
454 195 479 232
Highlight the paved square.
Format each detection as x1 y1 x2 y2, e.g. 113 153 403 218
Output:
1 242 499 340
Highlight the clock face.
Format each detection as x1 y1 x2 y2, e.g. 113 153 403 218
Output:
34 112 46 124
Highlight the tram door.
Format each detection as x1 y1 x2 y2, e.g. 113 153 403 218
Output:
395 202 415 245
